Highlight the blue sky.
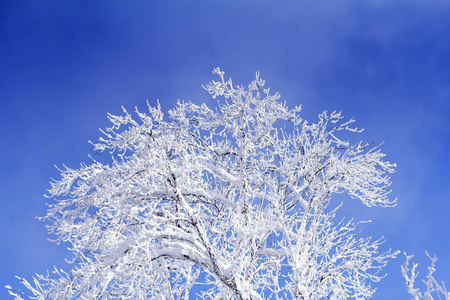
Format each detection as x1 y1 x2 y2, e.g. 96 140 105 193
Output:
1 1 449 298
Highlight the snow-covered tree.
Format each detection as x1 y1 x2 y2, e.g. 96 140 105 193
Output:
8 69 400 299
402 252 449 300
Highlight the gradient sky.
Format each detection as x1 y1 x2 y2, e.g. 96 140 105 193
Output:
1 1 449 299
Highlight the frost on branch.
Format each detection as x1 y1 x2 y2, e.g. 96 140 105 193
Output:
402 252 449 300
10 69 398 299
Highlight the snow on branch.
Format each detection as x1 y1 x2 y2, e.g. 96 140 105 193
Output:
402 252 449 300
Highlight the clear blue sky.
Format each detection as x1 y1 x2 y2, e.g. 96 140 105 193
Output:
1 1 449 299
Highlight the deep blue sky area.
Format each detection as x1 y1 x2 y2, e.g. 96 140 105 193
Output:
1 1 449 299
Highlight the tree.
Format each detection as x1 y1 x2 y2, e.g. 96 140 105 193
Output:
402 252 450 300
8 68 400 299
